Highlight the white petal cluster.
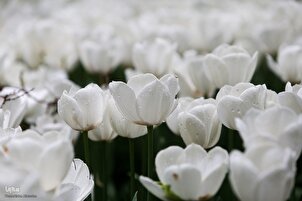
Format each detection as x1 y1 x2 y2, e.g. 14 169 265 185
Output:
109 73 179 125
140 144 229 201
58 83 105 131
167 97 221 148
229 143 296 201
216 82 277 129
0 130 93 201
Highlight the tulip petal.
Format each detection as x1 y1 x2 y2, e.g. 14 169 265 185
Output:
136 80 173 125
163 165 202 200
38 140 74 191
127 73 157 95
229 151 258 201
256 169 294 201
255 107 296 138
223 53 254 84
156 146 183 182
73 84 104 130
179 112 207 146
160 74 180 97
180 144 207 166
278 92 302 113
61 159 94 201
204 54 228 88
139 176 169 201
217 96 250 129
58 91 84 131
109 81 140 123
199 147 228 196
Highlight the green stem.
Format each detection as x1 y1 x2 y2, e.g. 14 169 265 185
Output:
82 131 90 167
129 139 135 199
82 131 91 201
100 141 108 201
228 129 234 152
147 125 154 201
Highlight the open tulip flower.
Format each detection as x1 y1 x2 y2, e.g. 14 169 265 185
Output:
58 83 105 131
229 143 296 201
140 144 229 201
132 38 178 77
216 82 277 129
167 97 221 148
236 106 302 158
278 82 302 114
109 73 179 126
203 44 258 89
267 44 302 83
0 130 94 201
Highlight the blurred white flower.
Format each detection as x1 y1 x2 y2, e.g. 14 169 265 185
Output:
13 20 46 68
31 114 79 143
55 159 94 201
0 157 93 201
109 73 179 125
79 36 124 74
172 52 199 98
229 143 296 201
189 12 237 52
267 44 302 83
184 51 216 97
172 50 215 98
278 82 302 114
88 90 118 141
0 130 74 191
203 44 258 89
236 106 302 158
132 38 178 77
58 83 105 131
109 97 147 138
166 97 221 148
0 87 27 128
140 144 229 201
216 82 277 129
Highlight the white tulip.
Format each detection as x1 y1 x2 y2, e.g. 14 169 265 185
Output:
14 21 45 68
88 90 118 141
203 44 258 89
109 73 179 125
132 38 178 77
140 144 229 201
267 44 302 83
178 98 222 148
58 83 105 131
173 50 215 98
0 130 74 191
0 157 93 201
79 38 123 74
166 97 221 148
109 98 147 138
278 82 302 114
55 159 94 201
216 82 277 129
229 143 296 201
166 97 194 135
236 106 302 158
